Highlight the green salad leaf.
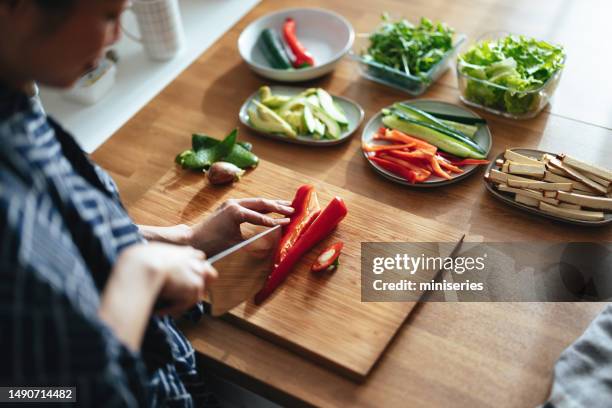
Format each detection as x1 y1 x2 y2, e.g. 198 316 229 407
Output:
459 35 565 115
363 15 454 79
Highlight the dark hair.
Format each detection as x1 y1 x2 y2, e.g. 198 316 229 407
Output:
34 0 75 14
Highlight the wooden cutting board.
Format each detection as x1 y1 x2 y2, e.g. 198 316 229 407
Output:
128 160 464 380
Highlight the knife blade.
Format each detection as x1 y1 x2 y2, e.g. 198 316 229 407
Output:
206 225 282 316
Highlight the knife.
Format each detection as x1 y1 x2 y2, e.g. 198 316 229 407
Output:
206 225 282 316
419 234 466 302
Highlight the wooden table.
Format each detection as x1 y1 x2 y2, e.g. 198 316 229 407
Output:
92 0 612 406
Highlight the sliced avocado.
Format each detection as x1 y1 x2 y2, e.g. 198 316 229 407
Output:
248 100 296 138
262 95 291 109
283 110 305 134
306 94 320 108
278 96 308 117
258 86 272 101
316 89 348 125
310 104 340 139
313 118 325 140
258 86 291 109
303 104 317 134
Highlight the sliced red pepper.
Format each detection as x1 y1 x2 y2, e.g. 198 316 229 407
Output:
376 154 431 182
274 185 320 266
447 158 491 166
374 128 437 154
255 196 348 304
437 151 490 166
311 242 343 273
283 18 315 68
437 156 464 174
370 156 418 183
362 142 415 153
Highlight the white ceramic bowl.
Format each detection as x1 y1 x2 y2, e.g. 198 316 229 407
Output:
238 8 354 82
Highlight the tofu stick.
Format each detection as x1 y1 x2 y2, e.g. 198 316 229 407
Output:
560 154 612 182
548 158 608 194
556 191 612 211
504 150 543 165
539 201 605 221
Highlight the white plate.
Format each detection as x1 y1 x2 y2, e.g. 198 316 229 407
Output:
240 86 364 146
238 8 354 82
362 100 492 187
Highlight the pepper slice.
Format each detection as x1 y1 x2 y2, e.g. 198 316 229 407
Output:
311 242 344 273
255 196 348 304
274 185 320 266
283 18 315 68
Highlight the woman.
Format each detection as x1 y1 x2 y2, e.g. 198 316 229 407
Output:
0 0 293 406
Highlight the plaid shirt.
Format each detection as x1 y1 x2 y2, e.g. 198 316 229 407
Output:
0 85 212 407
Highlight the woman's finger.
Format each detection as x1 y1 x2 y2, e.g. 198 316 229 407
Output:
236 207 291 227
234 198 295 216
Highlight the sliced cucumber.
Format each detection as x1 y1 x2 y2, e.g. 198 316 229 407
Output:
382 115 486 159
421 110 487 125
394 103 471 140
311 104 340 139
440 119 479 139
390 108 486 155
316 89 349 125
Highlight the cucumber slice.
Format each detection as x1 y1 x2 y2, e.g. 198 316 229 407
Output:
421 110 487 125
440 119 478 139
390 108 486 155
303 104 317 134
394 103 472 140
311 104 340 139
382 115 486 159
316 89 348 125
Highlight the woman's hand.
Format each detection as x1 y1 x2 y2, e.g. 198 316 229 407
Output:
99 242 217 350
189 198 294 256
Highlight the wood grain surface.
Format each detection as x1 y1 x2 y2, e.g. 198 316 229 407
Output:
90 0 612 406
129 161 464 379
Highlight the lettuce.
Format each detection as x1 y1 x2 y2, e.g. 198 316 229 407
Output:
459 35 564 115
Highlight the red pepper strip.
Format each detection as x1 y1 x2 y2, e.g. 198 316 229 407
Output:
385 149 434 161
283 18 315 68
255 197 348 304
362 143 415 153
429 156 452 180
447 159 491 166
311 242 344 273
274 185 320 265
376 154 431 182
437 156 464 174
374 128 437 154
370 156 419 183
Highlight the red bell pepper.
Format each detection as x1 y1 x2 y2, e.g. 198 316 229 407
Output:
274 185 320 265
311 242 343 273
283 18 315 68
370 156 418 183
376 154 431 182
446 158 491 166
255 196 348 304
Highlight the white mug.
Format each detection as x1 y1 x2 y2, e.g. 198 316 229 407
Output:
122 0 185 61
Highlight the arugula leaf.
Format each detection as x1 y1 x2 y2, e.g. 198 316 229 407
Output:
363 16 454 79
